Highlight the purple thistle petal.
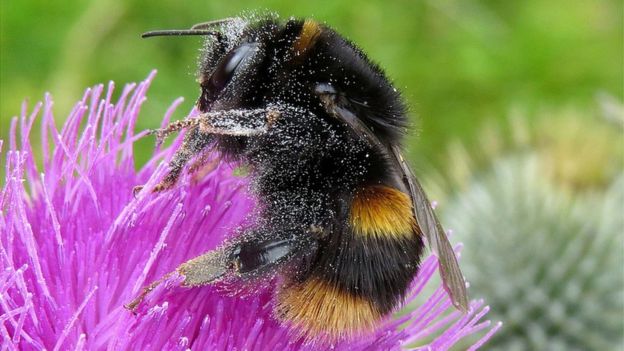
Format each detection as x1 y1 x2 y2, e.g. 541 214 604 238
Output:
1 72 499 350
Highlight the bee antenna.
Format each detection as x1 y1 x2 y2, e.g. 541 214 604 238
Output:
141 29 223 39
190 18 236 30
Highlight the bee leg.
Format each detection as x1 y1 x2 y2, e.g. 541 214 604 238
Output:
125 229 317 311
134 108 282 195
124 245 228 312
150 118 201 146
124 271 175 312
195 108 281 137
133 126 213 195
180 230 318 287
188 148 217 174
189 151 221 184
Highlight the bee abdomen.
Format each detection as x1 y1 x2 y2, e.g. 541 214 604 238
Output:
275 185 424 339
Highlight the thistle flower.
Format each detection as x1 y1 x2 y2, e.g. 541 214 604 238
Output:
1 72 499 350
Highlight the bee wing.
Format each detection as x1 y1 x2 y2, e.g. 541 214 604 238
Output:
390 145 469 312
315 86 468 312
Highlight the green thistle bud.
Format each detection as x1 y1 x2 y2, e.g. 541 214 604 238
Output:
443 156 623 350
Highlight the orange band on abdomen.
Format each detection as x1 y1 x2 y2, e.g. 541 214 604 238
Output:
350 185 417 239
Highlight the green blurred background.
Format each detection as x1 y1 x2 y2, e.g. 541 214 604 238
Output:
1 1 623 349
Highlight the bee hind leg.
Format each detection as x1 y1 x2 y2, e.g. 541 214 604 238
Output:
125 228 318 311
181 229 318 286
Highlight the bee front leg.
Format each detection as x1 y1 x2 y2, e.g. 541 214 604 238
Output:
134 108 282 195
134 126 213 195
195 108 281 137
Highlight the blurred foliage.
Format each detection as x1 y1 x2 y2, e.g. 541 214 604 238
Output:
425 102 624 202
1 0 622 169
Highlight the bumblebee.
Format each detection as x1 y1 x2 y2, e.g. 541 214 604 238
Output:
128 16 468 339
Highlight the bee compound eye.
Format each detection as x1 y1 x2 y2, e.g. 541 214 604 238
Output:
207 42 259 95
